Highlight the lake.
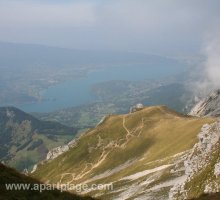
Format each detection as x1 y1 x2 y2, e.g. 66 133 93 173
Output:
19 64 185 112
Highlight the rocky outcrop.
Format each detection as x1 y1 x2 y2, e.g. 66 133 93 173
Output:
46 139 77 161
96 115 109 127
30 139 78 173
189 89 220 117
31 164 38 173
170 122 220 199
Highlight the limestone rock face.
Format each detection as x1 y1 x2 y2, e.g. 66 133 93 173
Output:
31 139 77 173
170 122 220 199
46 139 77 161
189 89 220 117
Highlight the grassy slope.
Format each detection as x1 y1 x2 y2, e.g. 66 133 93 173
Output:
32 106 214 197
0 163 94 200
0 106 77 171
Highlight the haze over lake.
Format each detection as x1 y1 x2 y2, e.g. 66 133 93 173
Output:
18 64 185 113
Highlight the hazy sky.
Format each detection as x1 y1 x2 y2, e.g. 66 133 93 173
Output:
0 0 220 55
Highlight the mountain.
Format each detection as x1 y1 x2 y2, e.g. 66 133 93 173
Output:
0 42 183 67
0 106 77 171
0 163 94 200
189 89 220 117
32 105 216 199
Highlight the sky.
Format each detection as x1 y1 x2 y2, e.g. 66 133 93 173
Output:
0 0 220 56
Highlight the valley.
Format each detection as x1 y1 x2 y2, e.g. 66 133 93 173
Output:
33 82 194 133
0 42 189 112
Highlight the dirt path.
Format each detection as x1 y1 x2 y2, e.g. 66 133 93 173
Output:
59 115 146 184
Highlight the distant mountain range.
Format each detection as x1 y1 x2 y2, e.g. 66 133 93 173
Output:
0 42 183 67
0 106 77 171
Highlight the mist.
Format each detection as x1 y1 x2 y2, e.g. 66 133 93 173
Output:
203 35 220 89
188 27 220 97
0 0 220 56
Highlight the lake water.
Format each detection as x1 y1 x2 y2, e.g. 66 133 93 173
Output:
19 64 184 112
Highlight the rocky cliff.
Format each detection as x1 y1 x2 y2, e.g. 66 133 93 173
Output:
189 90 220 117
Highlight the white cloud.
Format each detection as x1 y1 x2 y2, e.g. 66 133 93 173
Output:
202 32 220 88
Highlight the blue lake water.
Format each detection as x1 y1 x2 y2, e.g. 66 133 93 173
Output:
19 65 184 113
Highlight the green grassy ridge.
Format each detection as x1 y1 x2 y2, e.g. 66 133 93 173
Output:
0 106 77 171
32 106 214 198
0 163 94 200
